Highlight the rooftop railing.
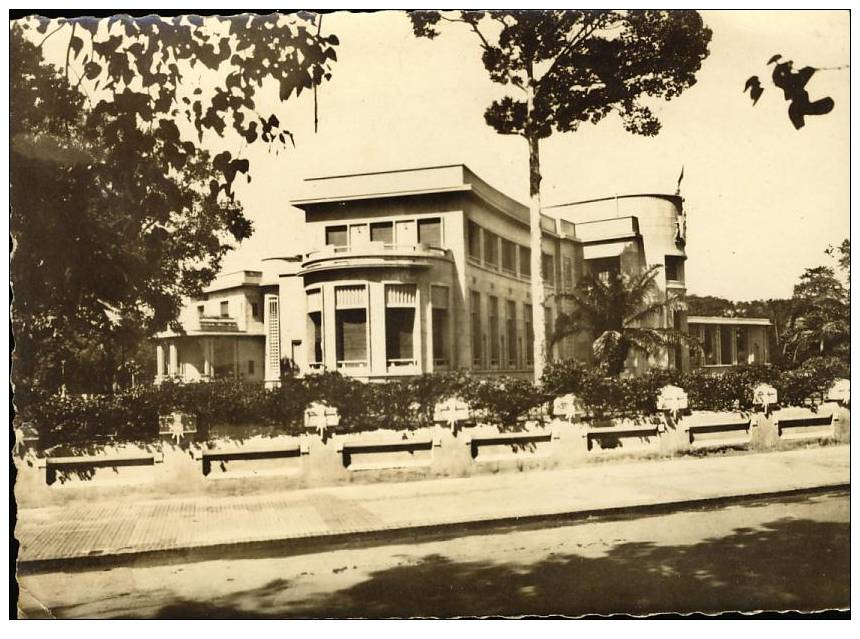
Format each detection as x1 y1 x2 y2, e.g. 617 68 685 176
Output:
303 242 449 263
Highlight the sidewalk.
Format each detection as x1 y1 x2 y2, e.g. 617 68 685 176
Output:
15 445 849 572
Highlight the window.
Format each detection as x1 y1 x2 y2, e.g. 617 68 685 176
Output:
326 225 348 247
248 360 255 375
386 308 415 363
720 326 734 365
336 309 367 365
471 291 483 367
335 285 368 367
307 289 323 366
520 246 531 278
385 284 416 367
703 326 718 365
417 218 442 247
484 230 499 268
589 257 620 283
467 221 481 261
488 296 500 366
370 221 393 244
220 301 229 318
251 302 259 319
506 300 517 368
524 304 534 366
563 257 573 290
308 312 323 364
665 255 684 282
197 305 204 317
736 327 748 364
542 252 555 285
431 286 449 365
501 239 517 275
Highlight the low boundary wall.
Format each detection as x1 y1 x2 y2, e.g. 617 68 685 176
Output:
14 404 850 508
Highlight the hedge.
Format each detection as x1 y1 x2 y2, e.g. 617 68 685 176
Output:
18 356 848 448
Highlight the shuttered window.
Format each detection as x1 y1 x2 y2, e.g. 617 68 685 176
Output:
484 231 499 268
507 300 517 368
326 225 347 247
370 221 393 244
467 221 481 261
417 218 442 247
501 239 517 274
524 304 534 366
432 285 449 365
520 246 531 278
335 285 367 366
471 291 482 367
489 296 500 366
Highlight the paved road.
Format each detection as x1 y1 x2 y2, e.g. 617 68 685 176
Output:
17 489 849 618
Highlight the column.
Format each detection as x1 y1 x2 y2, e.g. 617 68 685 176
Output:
369 282 386 376
168 342 178 378
414 283 424 374
323 284 337 370
424 282 434 374
156 344 165 383
264 293 281 386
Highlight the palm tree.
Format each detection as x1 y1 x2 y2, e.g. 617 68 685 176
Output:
551 265 699 376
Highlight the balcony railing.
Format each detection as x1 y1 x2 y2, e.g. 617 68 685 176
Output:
304 242 448 263
337 359 368 370
196 316 240 332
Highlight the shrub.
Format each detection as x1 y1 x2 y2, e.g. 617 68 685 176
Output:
460 375 550 428
23 356 849 448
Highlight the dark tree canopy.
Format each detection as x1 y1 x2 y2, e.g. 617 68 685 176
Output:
11 13 339 396
410 10 712 140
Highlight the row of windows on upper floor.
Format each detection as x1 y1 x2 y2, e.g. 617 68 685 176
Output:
196 300 261 321
325 217 443 250
467 220 575 288
322 217 575 289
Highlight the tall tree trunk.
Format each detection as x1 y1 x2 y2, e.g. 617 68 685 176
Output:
525 70 547 382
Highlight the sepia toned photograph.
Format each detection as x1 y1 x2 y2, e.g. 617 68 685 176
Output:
9 6 850 620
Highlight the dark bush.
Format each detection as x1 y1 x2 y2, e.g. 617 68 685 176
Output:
460 375 550 428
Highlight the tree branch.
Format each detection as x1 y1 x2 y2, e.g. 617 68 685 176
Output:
36 22 65 48
64 22 76 80
455 13 527 93
537 16 604 93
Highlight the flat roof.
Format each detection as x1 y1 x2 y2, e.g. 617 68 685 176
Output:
291 163 543 232
687 316 773 326
545 192 683 209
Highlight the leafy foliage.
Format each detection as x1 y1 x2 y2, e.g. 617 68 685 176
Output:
410 10 711 141
553 265 699 375
11 14 338 400
783 264 849 363
25 355 848 449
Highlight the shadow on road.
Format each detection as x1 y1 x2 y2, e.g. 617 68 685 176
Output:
124 516 848 619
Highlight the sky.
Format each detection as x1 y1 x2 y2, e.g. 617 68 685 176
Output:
37 9 852 301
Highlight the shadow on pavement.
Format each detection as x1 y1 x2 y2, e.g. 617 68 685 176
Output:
125 516 848 619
